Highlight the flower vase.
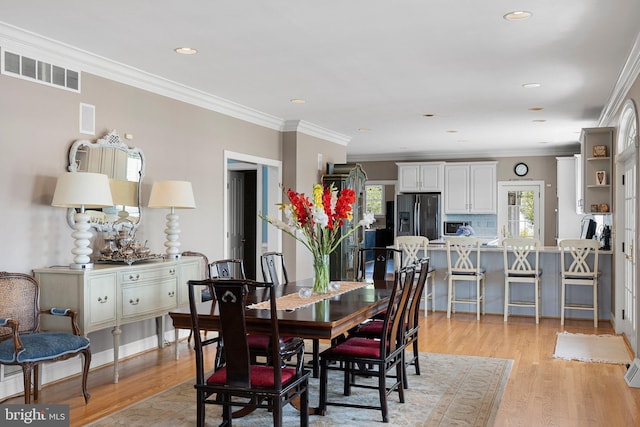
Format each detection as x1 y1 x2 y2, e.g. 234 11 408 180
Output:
313 254 331 294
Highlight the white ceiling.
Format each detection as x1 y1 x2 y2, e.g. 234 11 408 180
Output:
1 1 639 161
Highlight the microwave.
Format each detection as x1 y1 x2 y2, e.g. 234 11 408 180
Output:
444 221 471 236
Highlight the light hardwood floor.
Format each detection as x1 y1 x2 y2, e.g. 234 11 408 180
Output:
5 313 640 426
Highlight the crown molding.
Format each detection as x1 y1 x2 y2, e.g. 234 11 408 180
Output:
599 30 640 126
347 144 579 162
282 120 351 146
0 22 284 131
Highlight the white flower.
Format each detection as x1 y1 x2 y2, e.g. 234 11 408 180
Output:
312 206 329 228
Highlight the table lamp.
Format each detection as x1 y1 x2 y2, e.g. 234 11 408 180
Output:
110 179 139 223
52 172 114 269
148 180 196 259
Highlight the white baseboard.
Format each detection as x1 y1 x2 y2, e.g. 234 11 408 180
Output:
0 328 189 400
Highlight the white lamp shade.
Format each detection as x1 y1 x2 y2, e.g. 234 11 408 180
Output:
110 179 139 207
52 172 114 208
148 180 196 209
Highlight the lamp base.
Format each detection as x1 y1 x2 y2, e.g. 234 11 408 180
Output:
166 254 181 260
70 262 95 270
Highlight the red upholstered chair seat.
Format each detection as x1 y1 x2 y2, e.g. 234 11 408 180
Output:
324 337 382 358
207 365 298 388
356 319 383 335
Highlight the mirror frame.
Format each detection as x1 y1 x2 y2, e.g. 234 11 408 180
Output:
66 129 145 232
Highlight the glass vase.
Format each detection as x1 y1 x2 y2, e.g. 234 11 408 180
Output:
313 254 331 294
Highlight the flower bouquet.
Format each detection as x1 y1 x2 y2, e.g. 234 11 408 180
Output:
260 183 375 293
456 224 474 237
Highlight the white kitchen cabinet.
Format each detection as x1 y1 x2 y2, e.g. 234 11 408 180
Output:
34 256 200 383
397 162 445 193
574 154 583 214
444 162 497 214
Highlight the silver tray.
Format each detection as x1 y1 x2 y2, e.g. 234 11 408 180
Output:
95 254 164 265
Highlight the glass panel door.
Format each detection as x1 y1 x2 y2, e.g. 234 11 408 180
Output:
498 181 544 243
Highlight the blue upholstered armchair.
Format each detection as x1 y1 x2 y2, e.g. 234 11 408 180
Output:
0 272 91 404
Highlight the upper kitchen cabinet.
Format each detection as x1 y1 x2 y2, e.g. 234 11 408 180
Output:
581 127 613 214
397 162 445 193
444 162 497 214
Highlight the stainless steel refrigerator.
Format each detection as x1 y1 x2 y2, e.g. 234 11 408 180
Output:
396 193 441 240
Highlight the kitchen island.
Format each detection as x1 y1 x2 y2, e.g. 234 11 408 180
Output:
422 244 612 321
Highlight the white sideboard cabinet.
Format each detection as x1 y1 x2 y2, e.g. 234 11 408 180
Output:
444 162 497 214
34 256 201 383
397 162 445 193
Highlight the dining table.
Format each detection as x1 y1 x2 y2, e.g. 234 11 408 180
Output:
168 278 394 377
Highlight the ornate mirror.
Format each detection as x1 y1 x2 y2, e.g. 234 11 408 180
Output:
66 130 145 232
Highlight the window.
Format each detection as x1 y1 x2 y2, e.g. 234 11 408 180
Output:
365 184 384 215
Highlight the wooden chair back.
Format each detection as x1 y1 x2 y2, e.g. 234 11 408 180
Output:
0 272 39 338
395 236 429 267
406 258 430 333
502 238 540 277
260 252 289 286
357 247 402 281
446 236 483 275
210 259 246 279
381 266 415 355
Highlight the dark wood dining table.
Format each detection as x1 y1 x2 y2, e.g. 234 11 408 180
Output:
168 278 393 376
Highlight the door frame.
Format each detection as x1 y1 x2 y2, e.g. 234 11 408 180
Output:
497 180 545 244
223 151 282 272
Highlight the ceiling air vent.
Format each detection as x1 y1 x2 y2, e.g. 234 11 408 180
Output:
1 47 80 92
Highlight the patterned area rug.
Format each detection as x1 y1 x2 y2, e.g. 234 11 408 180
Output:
87 352 512 427
553 331 632 364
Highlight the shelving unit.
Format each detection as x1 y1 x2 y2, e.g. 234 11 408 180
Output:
581 127 613 214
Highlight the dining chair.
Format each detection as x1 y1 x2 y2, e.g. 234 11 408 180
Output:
502 238 542 323
559 239 600 327
0 272 91 404
356 247 402 282
181 251 224 354
446 236 486 320
395 235 436 316
260 251 289 286
260 251 321 377
188 278 310 427
319 266 415 423
350 258 429 389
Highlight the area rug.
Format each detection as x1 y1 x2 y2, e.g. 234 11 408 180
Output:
86 352 512 427
553 331 632 364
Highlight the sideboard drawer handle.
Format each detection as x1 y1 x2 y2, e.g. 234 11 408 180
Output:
169 268 176 275
128 274 140 281
97 296 108 304
168 291 175 298
129 298 140 305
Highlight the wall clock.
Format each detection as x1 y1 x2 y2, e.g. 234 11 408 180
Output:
514 162 528 177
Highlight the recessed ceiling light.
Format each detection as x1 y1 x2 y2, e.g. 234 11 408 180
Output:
532 119 547 123
447 130 458 133
290 98 306 104
174 47 198 55
423 114 436 118
358 128 371 132
529 107 544 111
522 82 541 88
503 11 532 21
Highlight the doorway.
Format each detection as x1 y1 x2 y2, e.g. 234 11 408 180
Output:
497 181 545 243
223 151 282 280
615 99 638 354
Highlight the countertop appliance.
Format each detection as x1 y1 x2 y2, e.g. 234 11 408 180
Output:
396 193 440 240
580 217 597 240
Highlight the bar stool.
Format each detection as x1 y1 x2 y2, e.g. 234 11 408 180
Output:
502 238 542 323
446 236 485 320
559 239 600 327
395 235 436 316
